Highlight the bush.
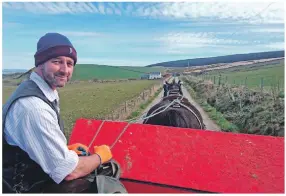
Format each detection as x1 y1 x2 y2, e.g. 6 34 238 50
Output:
278 91 284 98
183 76 284 137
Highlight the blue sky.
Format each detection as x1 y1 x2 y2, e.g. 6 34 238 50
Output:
2 1 285 70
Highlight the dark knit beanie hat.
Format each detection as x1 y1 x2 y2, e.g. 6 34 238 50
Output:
34 33 77 66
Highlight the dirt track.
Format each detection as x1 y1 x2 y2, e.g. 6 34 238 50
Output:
138 78 221 131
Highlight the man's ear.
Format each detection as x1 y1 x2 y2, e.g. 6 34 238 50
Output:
37 63 46 70
35 64 44 74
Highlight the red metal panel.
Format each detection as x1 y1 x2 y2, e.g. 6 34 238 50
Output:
69 118 284 193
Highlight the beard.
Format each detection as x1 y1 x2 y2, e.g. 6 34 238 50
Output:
42 68 70 89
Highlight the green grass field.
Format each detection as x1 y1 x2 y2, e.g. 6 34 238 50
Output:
3 80 160 136
203 62 284 89
72 64 165 80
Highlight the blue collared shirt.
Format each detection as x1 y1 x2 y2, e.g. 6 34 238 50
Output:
4 72 79 184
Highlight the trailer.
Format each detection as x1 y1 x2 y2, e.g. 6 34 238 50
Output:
69 118 284 193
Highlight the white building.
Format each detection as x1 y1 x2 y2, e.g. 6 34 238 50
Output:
148 72 162 79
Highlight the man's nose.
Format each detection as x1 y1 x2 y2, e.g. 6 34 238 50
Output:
60 62 69 74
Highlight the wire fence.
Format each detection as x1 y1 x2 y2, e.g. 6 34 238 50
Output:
196 74 284 93
103 84 162 121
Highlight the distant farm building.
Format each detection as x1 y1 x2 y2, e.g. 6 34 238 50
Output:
149 72 162 79
141 72 162 80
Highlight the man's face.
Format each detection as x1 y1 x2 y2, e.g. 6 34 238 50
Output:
40 56 74 89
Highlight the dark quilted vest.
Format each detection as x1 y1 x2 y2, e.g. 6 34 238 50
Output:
2 80 64 193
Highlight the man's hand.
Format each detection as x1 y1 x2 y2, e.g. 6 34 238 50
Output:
68 143 90 156
94 145 112 164
65 145 112 181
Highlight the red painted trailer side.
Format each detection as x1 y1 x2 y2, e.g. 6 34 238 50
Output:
69 118 284 193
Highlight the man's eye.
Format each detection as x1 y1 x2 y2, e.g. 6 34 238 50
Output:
68 62 74 67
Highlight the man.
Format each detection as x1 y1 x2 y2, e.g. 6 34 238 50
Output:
3 33 112 193
163 80 170 97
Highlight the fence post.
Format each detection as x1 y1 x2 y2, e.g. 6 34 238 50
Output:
260 77 264 92
125 101 127 112
277 79 280 92
142 91 145 100
213 76 216 84
218 75 221 86
244 77 247 87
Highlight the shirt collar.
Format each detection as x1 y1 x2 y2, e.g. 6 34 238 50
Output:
30 72 59 103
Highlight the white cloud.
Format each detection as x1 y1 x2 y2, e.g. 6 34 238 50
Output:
108 3 122 15
97 2 105 15
58 31 102 37
250 28 285 33
2 53 34 70
138 2 284 24
78 57 150 67
12 30 104 39
106 7 113 15
115 3 124 12
3 2 284 24
3 22 24 28
156 32 248 52
263 42 285 49
2 2 103 15
86 2 99 13
125 3 133 14
150 30 284 56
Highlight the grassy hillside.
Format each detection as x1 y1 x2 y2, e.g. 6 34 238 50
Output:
3 80 160 136
204 61 284 89
148 50 284 67
72 64 165 80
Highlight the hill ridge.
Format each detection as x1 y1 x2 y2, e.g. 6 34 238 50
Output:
147 50 284 67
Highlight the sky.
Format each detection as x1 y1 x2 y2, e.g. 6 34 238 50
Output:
2 1 285 70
